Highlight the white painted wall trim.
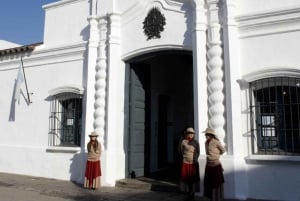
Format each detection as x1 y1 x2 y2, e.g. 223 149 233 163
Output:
122 45 191 61
46 146 81 153
242 67 300 82
237 6 300 38
245 155 300 162
48 85 84 95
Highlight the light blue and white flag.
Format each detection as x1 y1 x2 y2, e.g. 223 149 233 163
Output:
14 62 25 103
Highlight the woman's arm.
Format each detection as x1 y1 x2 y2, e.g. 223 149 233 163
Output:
217 140 225 154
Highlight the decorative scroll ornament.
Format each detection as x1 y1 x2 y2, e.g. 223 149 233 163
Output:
143 7 166 40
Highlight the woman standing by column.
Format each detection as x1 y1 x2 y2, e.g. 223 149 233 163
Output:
84 131 102 189
179 127 200 201
203 128 225 201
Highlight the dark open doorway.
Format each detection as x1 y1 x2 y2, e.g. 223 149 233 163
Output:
125 50 194 185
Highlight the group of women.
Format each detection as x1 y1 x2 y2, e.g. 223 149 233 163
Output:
83 126 225 201
179 127 225 201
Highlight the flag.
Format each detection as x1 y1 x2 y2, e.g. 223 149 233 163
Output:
14 62 25 103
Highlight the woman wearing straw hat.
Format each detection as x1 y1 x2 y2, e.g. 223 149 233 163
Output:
84 131 102 189
179 126 200 201
203 128 225 201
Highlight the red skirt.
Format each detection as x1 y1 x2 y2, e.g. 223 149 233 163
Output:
180 162 200 183
84 160 101 189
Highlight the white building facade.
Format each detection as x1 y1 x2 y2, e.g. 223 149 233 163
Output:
1 0 300 200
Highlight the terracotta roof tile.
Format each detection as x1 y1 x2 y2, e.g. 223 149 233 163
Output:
0 42 42 56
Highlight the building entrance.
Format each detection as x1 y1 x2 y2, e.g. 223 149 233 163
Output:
125 50 194 183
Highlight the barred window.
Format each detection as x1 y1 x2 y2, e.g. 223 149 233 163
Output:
49 93 83 147
249 77 300 155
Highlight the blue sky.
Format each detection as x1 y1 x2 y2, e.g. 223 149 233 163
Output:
0 0 58 46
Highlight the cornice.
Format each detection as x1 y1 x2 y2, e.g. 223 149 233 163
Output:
236 6 300 38
43 0 86 10
0 42 87 70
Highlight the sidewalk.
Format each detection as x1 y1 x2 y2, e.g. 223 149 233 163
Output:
0 172 267 201
0 172 203 201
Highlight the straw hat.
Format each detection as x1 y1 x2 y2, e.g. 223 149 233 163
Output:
202 127 216 136
184 127 195 134
89 131 98 137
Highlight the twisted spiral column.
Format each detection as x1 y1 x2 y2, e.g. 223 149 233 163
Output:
93 16 108 145
207 1 225 144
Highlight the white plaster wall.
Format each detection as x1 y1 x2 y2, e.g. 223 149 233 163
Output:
240 31 300 77
0 146 85 181
43 0 90 47
0 45 86 181
246 159 300 201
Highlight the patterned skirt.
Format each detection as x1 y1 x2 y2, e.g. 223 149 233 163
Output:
84 160 101 189
204 164 224 201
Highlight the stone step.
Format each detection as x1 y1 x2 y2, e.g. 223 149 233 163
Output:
115 177 179 192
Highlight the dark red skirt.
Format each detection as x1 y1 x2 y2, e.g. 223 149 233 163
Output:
204 164 224 197
180 162 200 183
84 160 101 187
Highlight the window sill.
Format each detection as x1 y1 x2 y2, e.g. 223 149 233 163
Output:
245 155 300 163
46 146 81 153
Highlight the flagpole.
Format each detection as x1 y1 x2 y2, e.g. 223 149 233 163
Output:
20 57 31 103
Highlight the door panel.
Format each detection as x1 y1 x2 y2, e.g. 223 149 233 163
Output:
128 64 148 177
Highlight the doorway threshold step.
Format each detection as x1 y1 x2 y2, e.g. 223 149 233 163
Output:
115 178 179 192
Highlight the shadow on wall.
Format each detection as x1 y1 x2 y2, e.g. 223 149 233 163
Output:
69 151 87 185
218 156 300 201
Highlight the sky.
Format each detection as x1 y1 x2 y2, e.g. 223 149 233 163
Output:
0 0 58 46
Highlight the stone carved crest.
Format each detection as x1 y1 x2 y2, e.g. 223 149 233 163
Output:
143 7 166 40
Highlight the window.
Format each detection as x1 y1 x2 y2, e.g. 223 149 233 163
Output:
249 77 300 155
49 93 83 147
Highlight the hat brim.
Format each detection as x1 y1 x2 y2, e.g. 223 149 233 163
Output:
202 130 216 135
185 131 195 134
204 132 216 136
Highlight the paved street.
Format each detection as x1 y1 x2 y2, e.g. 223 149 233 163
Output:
0 172 271 201
0 172 202 201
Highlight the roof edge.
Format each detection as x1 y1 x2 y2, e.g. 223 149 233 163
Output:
0 42 43 56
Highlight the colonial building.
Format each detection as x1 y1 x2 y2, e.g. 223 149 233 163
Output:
1 0 300 200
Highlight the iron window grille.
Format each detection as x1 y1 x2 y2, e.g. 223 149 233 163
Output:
249 77 300 155
49 93 82 147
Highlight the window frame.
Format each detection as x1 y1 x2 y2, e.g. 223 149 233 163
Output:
48 85 84 150
249 77 300 155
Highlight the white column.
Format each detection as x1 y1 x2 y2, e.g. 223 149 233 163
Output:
207 0 226 145
93 16 108 147
105 13 124 185
84 15 99 146
222 0 242 155
190 0 208 155
222 0 247 199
